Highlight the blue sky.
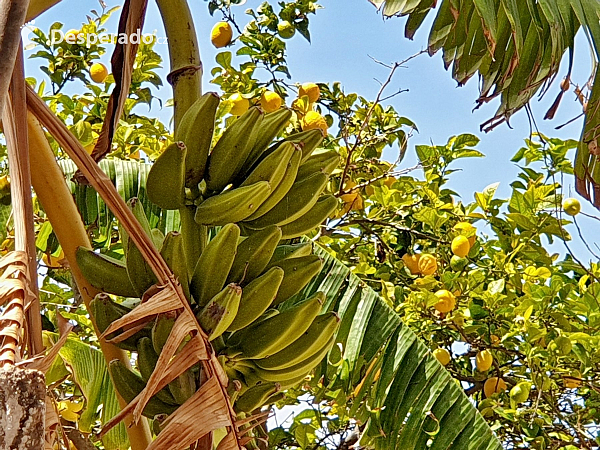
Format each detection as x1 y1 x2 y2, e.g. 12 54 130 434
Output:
23 0 599 260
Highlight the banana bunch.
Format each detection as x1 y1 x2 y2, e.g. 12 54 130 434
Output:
144 92 339 237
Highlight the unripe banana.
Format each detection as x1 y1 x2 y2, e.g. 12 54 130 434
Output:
206 107 264 192
76 247 138 297
245 108 293 168
279 195 338 239
196 283 242 340
167 368 197 405
256 312 339 370
190 223 239 307
296 150 340 180
159 231 190 301
271 255 323 306
234 382 280 413
108 360 178 418
227 225 282 285
126 237 158 297
89 293 150 351
228 292 324 359
244 147 302 221
150 228 166 249
136 337 179 405
277 129 325 161
267 242 313 267
152 313 176 354
243 172 328 228
239 335 334 382
240 142 295 192
194 181 272 226
175 92 220 188
226 267 284 332
146 142 187 210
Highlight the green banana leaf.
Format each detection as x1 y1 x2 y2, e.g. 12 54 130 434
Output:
292 244 503 450
44 331 129 450
57 159 180 247
368 0 600 207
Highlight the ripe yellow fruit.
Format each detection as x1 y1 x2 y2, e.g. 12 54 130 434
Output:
90 63 108 83
418 254 437 276
483 377 507 397
509 382 530 403
402 254 421 275
434 290 456 313
562 197 581 216
278 20 295 39
211 21 233 48
229 93 250 116
453 222 476 245
563 370 582 389
299 82 320 103
433 348 451 366
451 235 471 258
476 349 494 372
302 111 328 134
384 176 396 188
57 400 83 422
260 90 282 113
64 29 80 44
42 249 65 268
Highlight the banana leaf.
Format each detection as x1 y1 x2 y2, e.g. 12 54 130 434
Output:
368 0 600 207
293 244 503 450
58 159 180 247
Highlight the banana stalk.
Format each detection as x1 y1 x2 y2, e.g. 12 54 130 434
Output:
27 113 153 449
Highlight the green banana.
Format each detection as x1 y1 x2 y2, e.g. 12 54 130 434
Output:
255 312 339 370
271 255 323 306
126 237 158 297
159 231 190 301
178 205 204 277
238 335 334 382
243 172 328 228
245 108 293 168
108 360 178 418
234 382 280 413
175 92 220 188
280 129 325 161
240 142 295 192
76 247 138 298
152 313 176 354
280 195 338 240
267 242 313 267
150 228 166 249
146 142 187 210
296 150 340 180
190 223 240 307
120 197 153 259
196 283 242 340
206 107 264 192
89 293 150 351
194 181 272 226
226 267 284 332
243 146 302 222
167 368 197 405
226 225 282 285
228 292 324 359
136 337 179 405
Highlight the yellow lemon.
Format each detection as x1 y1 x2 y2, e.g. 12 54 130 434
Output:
278 20 295 39
299 82 320 103
302 111 328 134
433 348 451 366
451 235 471 258
211 21 233 48
509 382 530 403
434 289 455 313
260 90 282 113
402 254 421 275
483 377 507 397
476 349 493 372
229 93 250 116
64 29 80 44
58 400 83 422
453 221 476 245
562 197 581 216
418 254 437 276
90 63 108 83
